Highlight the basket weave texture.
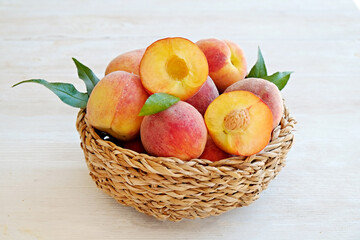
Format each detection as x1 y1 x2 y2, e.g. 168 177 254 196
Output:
76 104 296 222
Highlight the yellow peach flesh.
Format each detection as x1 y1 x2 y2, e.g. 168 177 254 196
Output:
166 55 189 80
205 91 273 156
140 37 208 100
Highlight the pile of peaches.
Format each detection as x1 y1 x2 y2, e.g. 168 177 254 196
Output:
13 37 289 162
87 37 285 162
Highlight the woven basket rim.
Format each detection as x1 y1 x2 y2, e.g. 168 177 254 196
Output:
76 102 296 174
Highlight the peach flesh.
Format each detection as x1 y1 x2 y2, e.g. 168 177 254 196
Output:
225 78 283 129
204 91 273 156
140 37 208 100
166 55 189 80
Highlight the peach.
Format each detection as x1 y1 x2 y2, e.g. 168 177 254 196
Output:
185 76 219 115
199 135 231 162
224 78 283 129
87 71 149 141
105 49 145 76
122 138 146 153
204 91 273 156
140 37 208 100
140 101 207 161
196 38 247 92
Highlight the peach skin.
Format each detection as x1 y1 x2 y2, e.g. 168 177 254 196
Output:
105 49 145 76
199 135 231 162
140 101 207 161
87 71 149 141
186 76 219 115
122 137 146 153
196 38 247 92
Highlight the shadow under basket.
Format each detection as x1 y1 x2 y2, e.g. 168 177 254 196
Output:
76 104 296 222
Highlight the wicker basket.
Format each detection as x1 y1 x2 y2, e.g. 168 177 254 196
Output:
76 103 296 222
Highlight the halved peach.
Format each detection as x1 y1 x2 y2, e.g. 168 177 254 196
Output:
225 78 284 129
140 37 208 100
204 91 273 156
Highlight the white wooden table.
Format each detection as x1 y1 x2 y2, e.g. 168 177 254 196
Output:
1 0 360 239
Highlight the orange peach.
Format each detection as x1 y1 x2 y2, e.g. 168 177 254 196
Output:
225 78 283 129
205 91 273 156
196 38 247 92
199 135 231 162
140 37 208 100
105 49 145 76
87 71 149 141
140 101 207 161
185 76 219 115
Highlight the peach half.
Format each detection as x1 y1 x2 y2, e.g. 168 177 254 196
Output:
204 91 273 156
87 71 149 141
196 38 247 92
140 37 208 100
225 78 283 129
105 49 145 76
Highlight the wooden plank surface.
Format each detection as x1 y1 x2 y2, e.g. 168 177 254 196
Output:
1 0 360 239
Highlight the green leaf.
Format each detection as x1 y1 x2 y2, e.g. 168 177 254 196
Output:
12 79 88 108
72 58 100 95
263 71 293 90
138 93 180 116
247 47 267 78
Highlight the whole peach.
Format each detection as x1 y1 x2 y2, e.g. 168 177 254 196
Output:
196 38 247 92
185 76 219 115
105 49 145 76
140 101 207 161
225 78 283 129
87 71 149 140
